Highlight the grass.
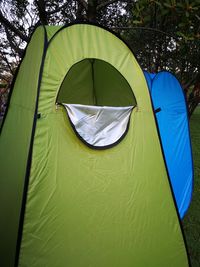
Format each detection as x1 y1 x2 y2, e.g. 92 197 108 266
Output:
183 106 200 267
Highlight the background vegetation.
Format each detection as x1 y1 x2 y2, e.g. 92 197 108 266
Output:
183 107 200 267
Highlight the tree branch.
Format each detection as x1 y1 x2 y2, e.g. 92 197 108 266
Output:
0 10 28 42
4 27 24 58
183 74 199 90
97 0 118 11
0 52 14 75
77 0 88 10
111 26 179 41
46 2 70 15
36 0 48 24
0 73 10 83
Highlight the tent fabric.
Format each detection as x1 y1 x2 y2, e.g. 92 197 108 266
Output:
144 71 193 219
0 24 189 267
143 72 156 93
0 26 46 267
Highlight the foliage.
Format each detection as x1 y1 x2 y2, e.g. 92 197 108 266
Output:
122 0 200 115
183 106 200 267
0 0 200 116
0 1 132 74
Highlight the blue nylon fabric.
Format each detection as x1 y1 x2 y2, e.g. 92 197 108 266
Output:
143 72 156 93
144 71 193 219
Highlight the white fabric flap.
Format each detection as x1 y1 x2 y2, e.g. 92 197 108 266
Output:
62 104 134 147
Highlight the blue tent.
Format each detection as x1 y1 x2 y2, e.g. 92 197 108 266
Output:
144 71 193 219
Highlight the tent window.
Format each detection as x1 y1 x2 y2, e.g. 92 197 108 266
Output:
57 59 136 107
56 59 136 148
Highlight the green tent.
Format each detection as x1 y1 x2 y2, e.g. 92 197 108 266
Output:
0 24 189 267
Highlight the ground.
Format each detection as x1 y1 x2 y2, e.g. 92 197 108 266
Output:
183 106 200 267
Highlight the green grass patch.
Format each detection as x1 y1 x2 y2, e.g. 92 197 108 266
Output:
183 106 200 267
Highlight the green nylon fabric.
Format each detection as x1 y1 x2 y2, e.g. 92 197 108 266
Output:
57 59 95 105
18 25 188 266
93 59 136 106
57 59 136 106
45 25 62 42
0 26 45 267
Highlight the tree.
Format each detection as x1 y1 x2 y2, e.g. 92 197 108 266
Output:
122 0 200 117
0 0 134 115
0 0 133 77
0 0 199 117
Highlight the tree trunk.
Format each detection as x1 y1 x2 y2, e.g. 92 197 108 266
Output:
76 1 84 21
87 0 97 22
36 0 48 25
